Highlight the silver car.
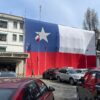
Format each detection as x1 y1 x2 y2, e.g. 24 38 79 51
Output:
56 68 83 85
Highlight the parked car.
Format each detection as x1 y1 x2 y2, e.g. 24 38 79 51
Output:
77 68 100 100
56 68 83 85
75 68 89 76
0 71 16 77
0 78 55 100
43 68 58 80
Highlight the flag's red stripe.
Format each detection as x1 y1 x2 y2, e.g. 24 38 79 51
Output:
25 52 96 76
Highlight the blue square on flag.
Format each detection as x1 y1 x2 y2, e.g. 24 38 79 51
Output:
24 19 59 52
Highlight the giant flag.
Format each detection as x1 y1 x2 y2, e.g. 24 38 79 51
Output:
25 18 96 76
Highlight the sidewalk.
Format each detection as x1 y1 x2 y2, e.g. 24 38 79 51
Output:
32 75 42 79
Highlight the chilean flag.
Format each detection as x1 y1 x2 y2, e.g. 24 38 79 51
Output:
25 18 96 76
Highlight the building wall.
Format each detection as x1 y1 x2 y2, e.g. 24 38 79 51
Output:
0 13 26 77
0 15 24 52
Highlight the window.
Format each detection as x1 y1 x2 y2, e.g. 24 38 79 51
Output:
23 82 40 100
96 72 100 78
67 69 77 74
19 35 23 42
13 34 17 41
0 20 7 28
36 80 48 94
20 22 23 29
13 21 17 29
59 69 66 73
0 47 6 52
0 34 7 41
0 89 15 100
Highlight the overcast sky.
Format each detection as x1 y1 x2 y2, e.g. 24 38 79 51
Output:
0 0 99 28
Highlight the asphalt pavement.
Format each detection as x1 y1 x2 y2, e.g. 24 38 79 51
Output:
41 79 78 100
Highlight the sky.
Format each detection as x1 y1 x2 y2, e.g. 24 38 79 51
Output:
0 0 100 28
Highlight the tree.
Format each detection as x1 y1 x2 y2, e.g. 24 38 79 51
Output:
83 8 99 31
83 8 99 38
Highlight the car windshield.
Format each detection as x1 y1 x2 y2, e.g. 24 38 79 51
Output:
0 88 15 100
68 69 77 74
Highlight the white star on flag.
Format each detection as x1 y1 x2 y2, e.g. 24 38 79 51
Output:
35 27 50 43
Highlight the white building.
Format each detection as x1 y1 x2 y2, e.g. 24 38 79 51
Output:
0 13 28 76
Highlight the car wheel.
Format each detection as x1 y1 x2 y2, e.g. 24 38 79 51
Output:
69 78 74 85
43 74 46 79
57 76 61 82
52 96 55 100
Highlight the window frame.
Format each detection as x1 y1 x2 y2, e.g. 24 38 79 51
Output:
0 47 6 52
0 20 8 28
20 22 23 29
0 34 7 41
13 21 18 29
12 34 17 42
19 35 23 42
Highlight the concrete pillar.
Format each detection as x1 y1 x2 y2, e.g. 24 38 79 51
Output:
16 60 25 77
97 57 100 67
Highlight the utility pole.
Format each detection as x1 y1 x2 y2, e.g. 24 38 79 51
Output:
37 2 42 75
39 5 42 21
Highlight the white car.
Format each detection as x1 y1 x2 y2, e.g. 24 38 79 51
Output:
75 68 89 76
56 68 83 85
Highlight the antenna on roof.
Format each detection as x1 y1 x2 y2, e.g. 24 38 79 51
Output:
39 4 42 21
39 0 43 21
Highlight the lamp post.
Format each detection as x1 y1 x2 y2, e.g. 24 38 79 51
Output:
85 49 88 68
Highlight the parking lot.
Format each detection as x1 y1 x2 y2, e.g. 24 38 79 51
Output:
41 79 77 100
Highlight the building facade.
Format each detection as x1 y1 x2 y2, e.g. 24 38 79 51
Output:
0 13 99 76
0 13 28 76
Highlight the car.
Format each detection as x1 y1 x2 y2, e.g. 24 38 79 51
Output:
42 68 58 80
0 78 55 100
75 68 89 77
0 71 16 77
77 68 100 100
56 68 83 85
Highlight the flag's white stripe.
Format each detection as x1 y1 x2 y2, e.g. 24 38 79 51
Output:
58 25 96 55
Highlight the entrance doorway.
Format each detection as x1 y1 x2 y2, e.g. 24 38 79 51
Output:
0 61 16 72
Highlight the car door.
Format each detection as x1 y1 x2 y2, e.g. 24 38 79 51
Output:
36 80 54 100
61 69 68 81
57 69 64 80
65 70 71 81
